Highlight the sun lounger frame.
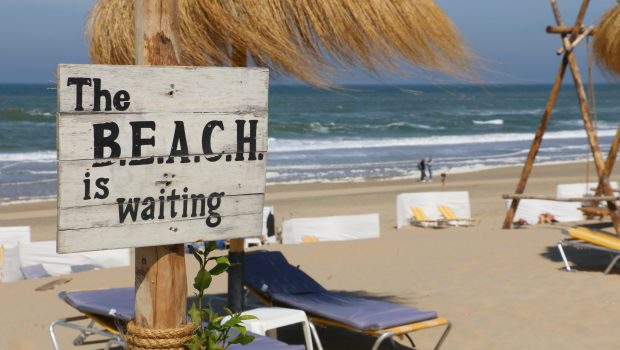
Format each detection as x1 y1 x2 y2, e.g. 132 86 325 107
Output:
409 208 448 229
49 315 123 350
437 205 479 227
557 237 620 274
247 287 451 350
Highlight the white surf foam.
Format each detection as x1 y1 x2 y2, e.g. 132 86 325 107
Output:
0 151 56 162
268 128 618 152
473 119 504 125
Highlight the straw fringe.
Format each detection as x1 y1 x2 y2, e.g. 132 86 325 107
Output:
593 3 620 76
88 0 474 86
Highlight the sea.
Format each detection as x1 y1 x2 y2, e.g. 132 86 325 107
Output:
1 83 619 204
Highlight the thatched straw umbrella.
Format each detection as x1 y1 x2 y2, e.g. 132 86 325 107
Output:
593 3 620 76
87 0 473 86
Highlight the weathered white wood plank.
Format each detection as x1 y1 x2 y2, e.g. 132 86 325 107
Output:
59 194 263 230
58 157 266 208
57 65 268 252
57 112 267 161
58 213 263 253
57 65 268 114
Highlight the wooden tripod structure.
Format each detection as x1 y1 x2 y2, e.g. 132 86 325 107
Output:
502 0 620 235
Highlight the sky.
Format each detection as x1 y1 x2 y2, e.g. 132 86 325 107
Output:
0 0 618 85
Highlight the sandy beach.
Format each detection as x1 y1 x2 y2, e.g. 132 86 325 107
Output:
2 161 620 349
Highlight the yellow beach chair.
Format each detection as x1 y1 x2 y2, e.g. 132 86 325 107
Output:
409 208 446 228
302 235 320 243
558 227 620 274
437 205 479 227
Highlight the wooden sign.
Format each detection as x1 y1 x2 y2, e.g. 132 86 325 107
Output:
56 64 269 253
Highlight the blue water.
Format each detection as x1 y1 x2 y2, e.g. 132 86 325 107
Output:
1 83 619 203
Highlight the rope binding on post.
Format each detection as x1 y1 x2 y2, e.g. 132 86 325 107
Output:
125 321 195 350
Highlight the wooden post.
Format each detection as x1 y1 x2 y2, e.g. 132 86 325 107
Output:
228 45 247 313
603 126 620 178
559 0 620 234
594 126 620 198
501 59 568 228
228 239 245 312
503 0 620 232
133 0 187 330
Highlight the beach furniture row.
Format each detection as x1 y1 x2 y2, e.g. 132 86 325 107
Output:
51 251 451 350
396 191 478 229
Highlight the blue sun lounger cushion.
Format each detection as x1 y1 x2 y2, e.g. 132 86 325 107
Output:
57 287 305 350
244 251 438 331
243 250 325 297
59 287 135 322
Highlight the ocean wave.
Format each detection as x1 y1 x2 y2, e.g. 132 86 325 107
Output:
451 108 543 117
0 108 55 122
0 195 56 205
385 122 445 130
0 179 56 186
309 121 333 134
0 151 56 162
268 128 619 152
473 119 504 125
25 170 56 175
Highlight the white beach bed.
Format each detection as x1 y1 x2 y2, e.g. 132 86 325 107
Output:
281 213 380 244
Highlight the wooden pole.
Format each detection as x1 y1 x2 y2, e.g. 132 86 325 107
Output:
593 126 620 202
133 0 187 330
603 126 620 178
546 25 595 35
502 194 619 202
503 0 619 230
228 45 247 313
501 59 568 228
560 0 620 234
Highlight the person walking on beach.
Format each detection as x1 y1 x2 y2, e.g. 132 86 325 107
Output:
427 157 433 182
418 158 426 182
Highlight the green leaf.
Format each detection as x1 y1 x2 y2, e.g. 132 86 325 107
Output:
193 269 212 292
222 316 241 328
188 302 202 326
188 245 205 269
229 333 254 346
211 315 225 324
231 325 246 336
209 257 231 275
239 314 257 321
223 306 233 315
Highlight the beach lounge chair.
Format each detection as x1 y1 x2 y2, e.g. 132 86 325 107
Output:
437 205 479 227
409 207 447 228
558 227 620 274
50 287 305 350
243 251 452 350
282 214 380 244
396 191 472 229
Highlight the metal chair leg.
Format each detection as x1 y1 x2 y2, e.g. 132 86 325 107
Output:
371 332 394 350
388 335 416 349
557 241 572 272
434 321 452 350
50 319 63 350
404 334 416 349
604 254 620 274
308 322 324 350
49 316 122 350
